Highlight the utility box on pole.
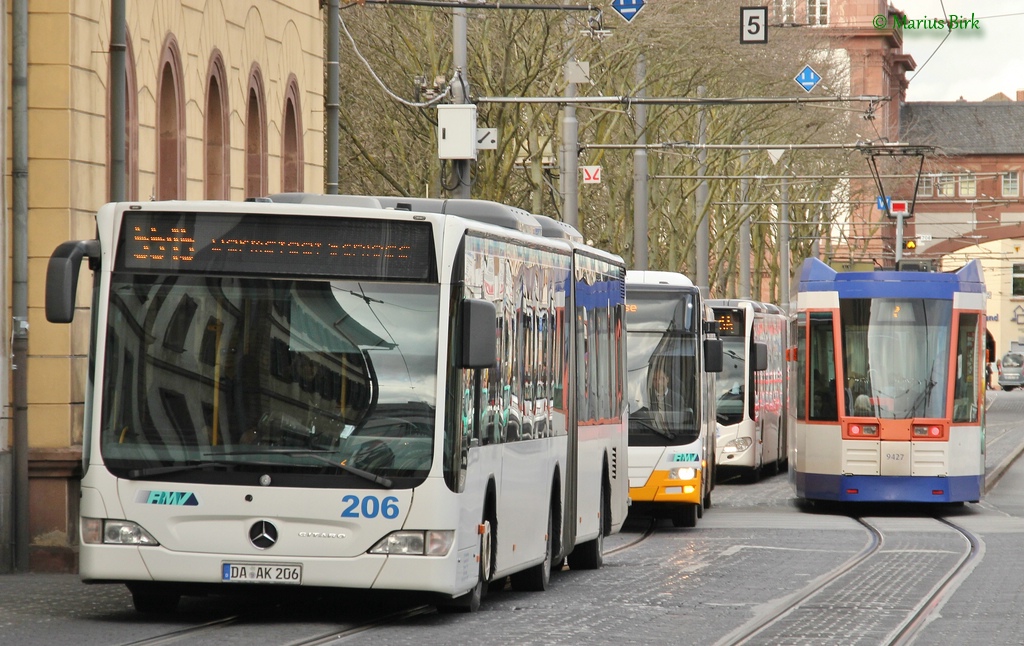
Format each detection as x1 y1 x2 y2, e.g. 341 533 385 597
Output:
437 104 477 160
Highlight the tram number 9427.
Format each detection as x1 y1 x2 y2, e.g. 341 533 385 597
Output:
884 451 907 462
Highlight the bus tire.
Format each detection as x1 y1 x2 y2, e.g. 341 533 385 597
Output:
510 508 552 592
126 583 180 613
438 517 492 613
671 503 698 528
567 484 607 570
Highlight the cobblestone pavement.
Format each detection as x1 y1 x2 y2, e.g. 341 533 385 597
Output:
1 390 1023 645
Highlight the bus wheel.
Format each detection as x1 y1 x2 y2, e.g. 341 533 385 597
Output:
568 485 606 571
510 509 552 592
671 504 698 528
126 583 180 613
438 518 492 613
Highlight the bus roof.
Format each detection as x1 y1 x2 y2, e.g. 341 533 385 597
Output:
626 270 694 287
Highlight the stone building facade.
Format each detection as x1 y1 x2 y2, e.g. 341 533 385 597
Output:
2 0 325 572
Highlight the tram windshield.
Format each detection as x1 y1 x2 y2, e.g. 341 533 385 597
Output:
625 289 701 446
99 274 439 488
839 298 950 419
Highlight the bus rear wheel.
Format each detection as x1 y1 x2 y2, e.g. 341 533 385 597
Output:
510 509 552 592
568 485 607 570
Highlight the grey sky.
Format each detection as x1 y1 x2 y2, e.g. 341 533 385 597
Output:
896 0 1024 102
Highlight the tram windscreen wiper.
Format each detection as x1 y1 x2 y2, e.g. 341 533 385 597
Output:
215 448 394 488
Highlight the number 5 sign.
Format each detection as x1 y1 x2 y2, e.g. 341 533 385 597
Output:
740 6 768 44
581 165 602 184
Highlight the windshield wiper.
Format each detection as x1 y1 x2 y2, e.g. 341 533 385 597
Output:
127 460 238 479
629 416 677 440
214 448 393 488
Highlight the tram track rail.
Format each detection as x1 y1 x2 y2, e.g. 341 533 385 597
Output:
713 513 980 646
117 605 434 646
116 524 656 646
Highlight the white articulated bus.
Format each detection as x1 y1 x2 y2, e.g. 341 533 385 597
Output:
624 271 722 528
45 195 628 613
708 299 788 482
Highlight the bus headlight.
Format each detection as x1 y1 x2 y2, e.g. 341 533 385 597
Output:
670 467 697 481
722 437 752 454
369 530 454 556
82 518 159 546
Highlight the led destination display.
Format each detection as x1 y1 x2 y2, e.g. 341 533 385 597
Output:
117 210 436 281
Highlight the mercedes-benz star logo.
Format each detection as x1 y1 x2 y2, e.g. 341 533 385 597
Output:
249 520 278 550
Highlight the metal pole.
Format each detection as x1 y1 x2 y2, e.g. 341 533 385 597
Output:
326 0 340 194
632 55 648 270
452 7 471 199
695 86 708 297
109 0 126 201
895 212 906 264
561 73 578 228
739 143 750 299
780 176 790 310
0 0 9 574
12 0 30 572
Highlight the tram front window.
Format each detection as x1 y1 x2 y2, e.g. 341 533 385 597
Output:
839 298 951 419
100 275 440 488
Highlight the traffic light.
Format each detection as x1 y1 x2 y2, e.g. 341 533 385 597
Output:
903 239 917 251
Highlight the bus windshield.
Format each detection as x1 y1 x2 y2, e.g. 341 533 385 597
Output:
100 274 440 487
625 289 701 447
839 298 951 419
716 337 746 425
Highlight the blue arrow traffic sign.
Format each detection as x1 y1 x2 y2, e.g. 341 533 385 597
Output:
794 65 821 93
611 0 645 22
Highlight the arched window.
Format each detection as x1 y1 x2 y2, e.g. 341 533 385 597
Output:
106 28 139 200
245 65 268 199
156 37 185 200
205 51 230 200
282 76 304 193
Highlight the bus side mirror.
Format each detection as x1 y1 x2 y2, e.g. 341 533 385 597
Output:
753 342 769 371
704 338 723 373
460 298 497 369
46 239 100 324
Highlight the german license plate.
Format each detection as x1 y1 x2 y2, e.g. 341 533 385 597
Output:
222 562 302 584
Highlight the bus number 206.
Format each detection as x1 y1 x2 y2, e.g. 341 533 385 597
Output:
341 495 401 519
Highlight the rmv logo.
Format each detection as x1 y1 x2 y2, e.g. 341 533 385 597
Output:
137 490 199 506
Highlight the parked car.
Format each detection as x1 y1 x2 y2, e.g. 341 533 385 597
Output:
998 352 1024 391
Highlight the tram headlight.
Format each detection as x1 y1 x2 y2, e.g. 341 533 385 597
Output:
82 518 159 546
369 530 454 556
722 437 753 454
670 467 697 481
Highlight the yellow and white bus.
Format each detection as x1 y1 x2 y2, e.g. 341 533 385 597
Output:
624 271 722 528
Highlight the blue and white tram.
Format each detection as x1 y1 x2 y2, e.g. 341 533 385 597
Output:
708 299 788 482
789 258 987 503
